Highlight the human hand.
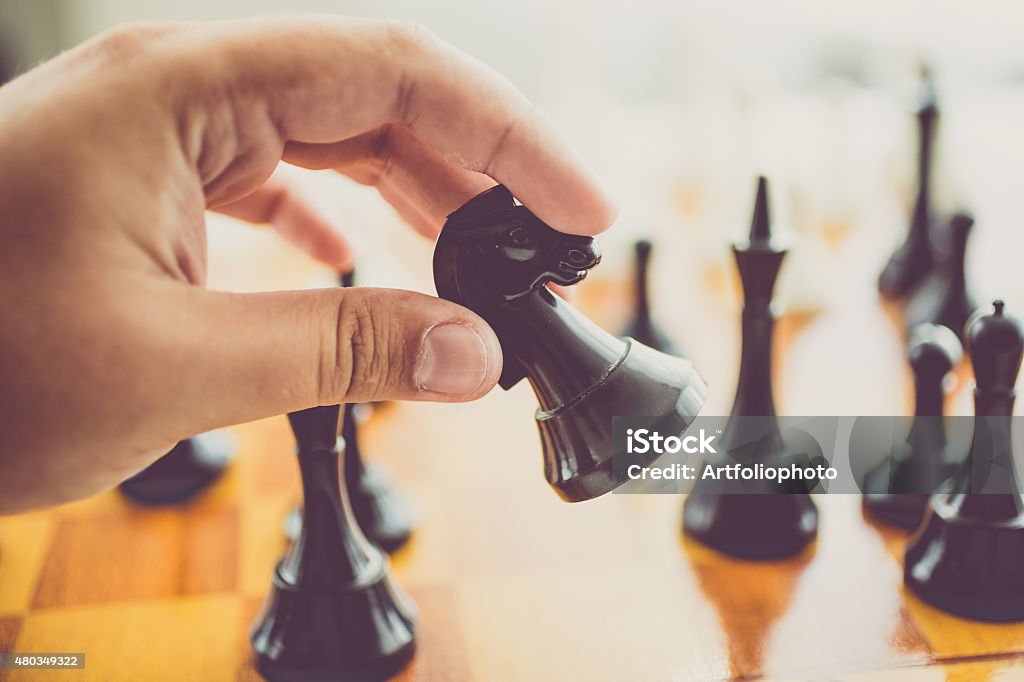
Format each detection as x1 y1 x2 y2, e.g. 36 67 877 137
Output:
0 16 615 511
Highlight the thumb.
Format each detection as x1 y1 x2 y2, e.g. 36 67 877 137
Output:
155 285 503 436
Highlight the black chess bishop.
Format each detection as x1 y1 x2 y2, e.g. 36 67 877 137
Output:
878 67 940 300
620 239 678 355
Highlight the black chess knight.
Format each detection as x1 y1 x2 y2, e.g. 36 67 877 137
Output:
904 301 1024 622
433 185 707 502
252 406 416 680
682 177 818 560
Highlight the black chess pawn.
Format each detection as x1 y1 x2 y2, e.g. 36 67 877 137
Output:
878 68 939 299
682 177 818 560
252 405 416 680
433 185 708 502
119 430 236 504
904 213 978 341
904 301 1024 622
619 240 678 354
863 324 962 529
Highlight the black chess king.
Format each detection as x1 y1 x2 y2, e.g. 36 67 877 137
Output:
682 177 818 560
433 185 708 502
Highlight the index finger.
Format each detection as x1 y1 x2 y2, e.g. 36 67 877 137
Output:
165 16 617 235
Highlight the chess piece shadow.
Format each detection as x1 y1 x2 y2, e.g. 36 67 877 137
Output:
682 535 813 678
619 239 679 355
863 324 963 529
683 177 818 560
119 430 236 505
904 213 978 342
252 406 416 681
904 301 1024 622
433 184 707 502
878 66 939 300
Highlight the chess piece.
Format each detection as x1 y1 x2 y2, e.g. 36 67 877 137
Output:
619 240 677 354
252 406 416 679
863 324 962 528
342 404 416 552
285 404 416 552
433 185 708 502
904 213 978 341
682 177 818 560
878 68 939 299
904 301 1024 622
119 431 236 505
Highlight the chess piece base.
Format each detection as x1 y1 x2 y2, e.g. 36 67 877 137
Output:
905 496 1024 623
863 493 930 530
538 343 707 503
251 559 417 682
683 494 818 560
119 431 236 505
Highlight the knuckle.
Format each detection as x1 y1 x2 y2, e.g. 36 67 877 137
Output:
329 293 399 402
88 22 165 60
384 19 439 57
368 125 398 182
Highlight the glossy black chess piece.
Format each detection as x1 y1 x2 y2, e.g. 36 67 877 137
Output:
682 177 818 560
433 185 708 502
342 404 416 552
619 240 677 354
863 324 962 529
252 406 417 680
878 68 939 299
119 431 236 504
904 301 1024 622
286 403 416 553
904 213 978 341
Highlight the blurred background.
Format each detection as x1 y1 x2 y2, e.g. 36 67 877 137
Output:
3 0 1024 412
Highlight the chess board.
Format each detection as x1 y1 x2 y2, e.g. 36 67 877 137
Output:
4 212 1024 682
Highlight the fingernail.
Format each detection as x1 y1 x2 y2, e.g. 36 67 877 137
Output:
415 323 489 395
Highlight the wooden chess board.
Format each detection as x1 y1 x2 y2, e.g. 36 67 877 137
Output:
3 211 1024 681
